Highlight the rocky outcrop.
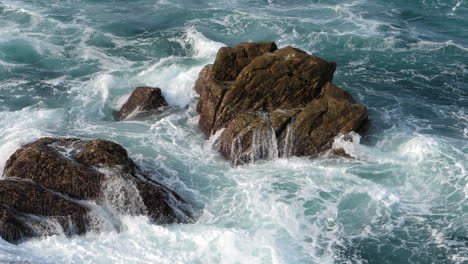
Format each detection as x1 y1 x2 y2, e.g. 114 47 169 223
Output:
117 86 168 120
0 137 192 243
195 42 370 164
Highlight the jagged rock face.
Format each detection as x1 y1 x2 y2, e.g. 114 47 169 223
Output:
117 86 168 121
195 42 370 164
0 137 193 243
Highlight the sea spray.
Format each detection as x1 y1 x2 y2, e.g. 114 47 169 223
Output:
250 126 279 162
331 132 362 158
281 120 296 159
0 0 467 263
98 167 148 217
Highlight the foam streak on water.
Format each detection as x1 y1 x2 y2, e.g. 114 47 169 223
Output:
0 0 467 263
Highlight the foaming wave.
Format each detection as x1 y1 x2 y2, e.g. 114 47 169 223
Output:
331 132 362 158
409 40 468 53
0 216 284 264
398 134 439 163
91 73 113 103
0 104 64 175
136 59 204 107
135 28 224 107
184 26 225 58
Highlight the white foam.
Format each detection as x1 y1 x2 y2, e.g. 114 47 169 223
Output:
135 28 225 107
98 167 147 216
399 134 438 163
115 93 132 111
206 128 226 150
138 63 202 107
331 132 362 158
184 26 225 59
281 121 295 158
250 126 279 162
409 40 468 52
449 0 463 15
0 105 63 175
0 216 285 264
0 1 466 262
91 73 114 102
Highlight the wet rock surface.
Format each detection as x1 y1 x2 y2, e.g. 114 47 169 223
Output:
0 180 89 243
195 42 370 164
0 137 193 243
117 86 168 121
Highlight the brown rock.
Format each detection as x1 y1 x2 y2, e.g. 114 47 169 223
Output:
74 139 136 175
218 113 272 164
0 204 35 244
135 180 191 224
333 148 354 159
332 133 356 158
117 86 168 120
195 42 370 164
0 179 89 243
195 65 230 135
320 82 356 103
4 138 102 199
293 98 368 156
212 42 277 81
212 46 336 132
1 137 193 243
270 109 301 136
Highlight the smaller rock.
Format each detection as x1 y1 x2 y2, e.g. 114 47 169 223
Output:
332 148 354 158
332 132 358 158
117 86 168 121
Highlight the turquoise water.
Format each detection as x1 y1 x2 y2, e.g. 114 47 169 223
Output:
0 0 467 263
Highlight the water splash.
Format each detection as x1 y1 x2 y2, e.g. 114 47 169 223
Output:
250 126 279 162
98 167 147 217
0 0 467 262
331 132 362 158
281 120 295 159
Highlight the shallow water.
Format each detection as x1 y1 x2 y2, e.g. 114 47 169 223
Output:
0 0 467 263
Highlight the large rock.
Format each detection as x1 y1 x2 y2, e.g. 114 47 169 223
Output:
0 179 89 243
117 86 168 120
0 137 193 243
195 42 370 164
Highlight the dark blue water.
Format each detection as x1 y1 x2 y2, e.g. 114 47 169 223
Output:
0 0 467 263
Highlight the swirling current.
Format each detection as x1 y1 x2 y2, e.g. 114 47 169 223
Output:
0 0 467 263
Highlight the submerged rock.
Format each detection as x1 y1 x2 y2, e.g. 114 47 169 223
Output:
117 86 168 120
195 42 370 164
0 137 193 243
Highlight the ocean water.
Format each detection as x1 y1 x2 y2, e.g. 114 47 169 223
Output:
0 0 467 263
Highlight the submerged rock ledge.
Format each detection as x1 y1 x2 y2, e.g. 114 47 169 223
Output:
0 138 193 243
195 42 370 164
